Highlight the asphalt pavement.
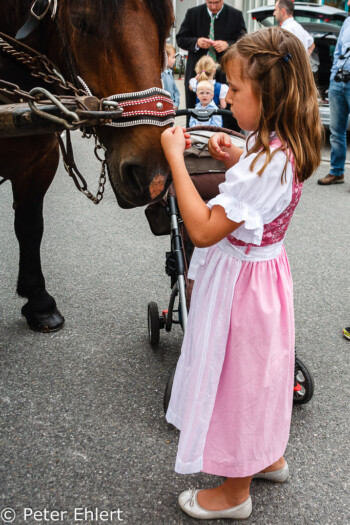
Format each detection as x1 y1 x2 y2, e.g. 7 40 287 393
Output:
1 82 350 525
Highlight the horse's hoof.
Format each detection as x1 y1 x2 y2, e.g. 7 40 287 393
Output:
21 304 65 333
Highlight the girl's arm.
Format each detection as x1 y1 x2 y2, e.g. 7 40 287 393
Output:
208 132 244 170
161 127 243 248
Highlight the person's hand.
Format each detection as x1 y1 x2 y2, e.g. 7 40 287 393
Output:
197 37 215 49
161 127 191 163
213 40 228 53
208 132 232 160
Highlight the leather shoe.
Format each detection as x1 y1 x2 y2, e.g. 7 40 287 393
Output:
317 173 344 185
178 489 252 520
253 462 289 482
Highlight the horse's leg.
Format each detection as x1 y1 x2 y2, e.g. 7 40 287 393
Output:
11 137 64 332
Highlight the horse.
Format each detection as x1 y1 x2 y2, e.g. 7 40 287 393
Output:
0 0 174 332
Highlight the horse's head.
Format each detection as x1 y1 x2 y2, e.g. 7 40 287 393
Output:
52 0 175 208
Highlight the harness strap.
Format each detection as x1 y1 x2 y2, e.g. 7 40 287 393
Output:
15 0 49 40
56 130 88 192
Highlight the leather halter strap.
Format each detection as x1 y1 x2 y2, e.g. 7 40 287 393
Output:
15 0 56 40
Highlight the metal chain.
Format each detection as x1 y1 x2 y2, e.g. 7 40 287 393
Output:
0 33 108 203
93 136 108 204
0 33 84 98
56 129 108 205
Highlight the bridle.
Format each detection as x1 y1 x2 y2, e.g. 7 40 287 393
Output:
0 0 175 203
14 0 175 128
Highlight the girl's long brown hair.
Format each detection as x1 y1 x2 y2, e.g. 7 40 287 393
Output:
221 27 323 182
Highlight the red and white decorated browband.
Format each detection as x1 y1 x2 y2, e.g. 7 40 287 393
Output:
77 77 175 128
106 88 175 127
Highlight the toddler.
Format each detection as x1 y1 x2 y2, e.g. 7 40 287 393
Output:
189 55 228 109
161 43 180 110
189 80 222 128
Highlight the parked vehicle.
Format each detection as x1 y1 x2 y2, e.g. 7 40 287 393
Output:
249 2 349 128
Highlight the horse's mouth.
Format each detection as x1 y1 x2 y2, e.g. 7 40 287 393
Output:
107 162 170 208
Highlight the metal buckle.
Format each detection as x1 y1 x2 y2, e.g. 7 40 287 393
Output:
30 0 57 21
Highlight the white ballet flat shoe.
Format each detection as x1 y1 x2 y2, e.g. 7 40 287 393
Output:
178 489 252 520
253 462 289 483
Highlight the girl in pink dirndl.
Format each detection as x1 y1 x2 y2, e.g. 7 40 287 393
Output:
161 27 322 521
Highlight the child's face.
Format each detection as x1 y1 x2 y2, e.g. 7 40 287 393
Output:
197 87 214 107
225 60 260 131
167 52 176 69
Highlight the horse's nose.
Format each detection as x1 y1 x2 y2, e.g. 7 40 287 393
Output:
121 162 167 201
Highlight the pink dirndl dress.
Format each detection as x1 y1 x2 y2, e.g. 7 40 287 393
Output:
166 135 303 477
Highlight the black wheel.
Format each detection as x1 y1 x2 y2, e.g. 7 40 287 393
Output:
164 366 176 414
293 357 315 405
148 301 160 347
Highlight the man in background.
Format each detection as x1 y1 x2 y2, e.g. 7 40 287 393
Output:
274 0 315 55
318 3 350 185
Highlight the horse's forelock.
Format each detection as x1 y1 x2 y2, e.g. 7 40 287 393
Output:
145 0 175 48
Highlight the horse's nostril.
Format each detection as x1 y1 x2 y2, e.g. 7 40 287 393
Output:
121 163 145 194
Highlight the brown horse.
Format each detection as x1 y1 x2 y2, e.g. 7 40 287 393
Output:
0 0 174 331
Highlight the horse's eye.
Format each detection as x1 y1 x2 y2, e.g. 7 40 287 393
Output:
70 14 97 36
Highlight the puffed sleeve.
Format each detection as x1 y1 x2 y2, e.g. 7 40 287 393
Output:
207 145 294 245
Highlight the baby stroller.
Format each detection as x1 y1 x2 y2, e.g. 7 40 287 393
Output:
145 109 315 412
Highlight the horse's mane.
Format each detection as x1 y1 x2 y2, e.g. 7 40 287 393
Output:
61 0 174 52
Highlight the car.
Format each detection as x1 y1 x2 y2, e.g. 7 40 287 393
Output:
248 2 349 129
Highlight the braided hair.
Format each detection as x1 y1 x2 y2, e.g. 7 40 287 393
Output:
221 27 323 182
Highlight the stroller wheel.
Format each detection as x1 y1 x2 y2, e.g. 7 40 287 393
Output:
164 366 176 414
293 357 315 405
148 301 160 347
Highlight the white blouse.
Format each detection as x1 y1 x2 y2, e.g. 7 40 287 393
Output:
207 135 294 246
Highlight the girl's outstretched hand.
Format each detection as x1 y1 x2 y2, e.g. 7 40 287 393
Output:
161 127 191 164
208 132 232 160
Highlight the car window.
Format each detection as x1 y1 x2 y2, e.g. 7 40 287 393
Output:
294 15 344 28
252 10 346 30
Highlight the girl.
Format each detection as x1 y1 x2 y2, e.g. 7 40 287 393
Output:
189 55 228 109
161 27 322 521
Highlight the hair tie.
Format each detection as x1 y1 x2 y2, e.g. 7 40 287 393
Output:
201 70 206 73
283 53 292 62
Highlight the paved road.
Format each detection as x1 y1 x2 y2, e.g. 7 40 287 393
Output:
1 127 349 525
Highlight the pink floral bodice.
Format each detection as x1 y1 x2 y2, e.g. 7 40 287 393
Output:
227 139 303 248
